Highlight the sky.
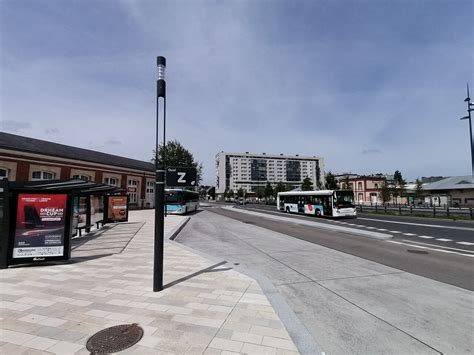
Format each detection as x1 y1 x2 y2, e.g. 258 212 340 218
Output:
1 0 473 185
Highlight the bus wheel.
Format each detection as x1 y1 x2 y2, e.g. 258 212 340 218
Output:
315 209 321 217
286 207 290 213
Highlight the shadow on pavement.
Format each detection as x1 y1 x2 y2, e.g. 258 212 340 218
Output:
163 260 232 289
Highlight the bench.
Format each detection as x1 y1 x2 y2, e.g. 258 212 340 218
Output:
95 220 105 229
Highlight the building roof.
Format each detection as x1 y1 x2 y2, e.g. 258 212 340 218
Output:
423 175 474 191
0 132 155 172
216 151 323 161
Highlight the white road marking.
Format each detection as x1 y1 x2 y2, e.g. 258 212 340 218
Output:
436 238 453 242
358 217 474 231
366 227 376 229
401 240 474 253
417 235 434 239
389 231 402 233
387 240 474 257
403 233 416 236
377 228 388 231
456 241 474 246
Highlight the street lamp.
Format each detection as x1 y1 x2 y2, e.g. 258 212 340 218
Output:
460 83 474 176
154 56 166 292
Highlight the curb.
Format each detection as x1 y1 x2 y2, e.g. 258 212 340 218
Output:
224 206 393 240
168 217 191 240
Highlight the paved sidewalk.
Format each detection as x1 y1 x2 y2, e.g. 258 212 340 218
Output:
0 210 299 354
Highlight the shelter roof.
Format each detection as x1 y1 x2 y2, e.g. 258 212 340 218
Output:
6 179 123 196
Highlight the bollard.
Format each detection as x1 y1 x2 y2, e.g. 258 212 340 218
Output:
410 205 413 214
384 205 387 213
399 206 402 215
433 206 436 217
470 208 473 220
375 204 378 213
447 206 450 217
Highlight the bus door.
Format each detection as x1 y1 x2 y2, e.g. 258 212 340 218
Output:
298 196 305 214
323 195 332 216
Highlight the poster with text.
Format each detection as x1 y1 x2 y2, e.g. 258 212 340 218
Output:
107 195 128 222
13 194 67 258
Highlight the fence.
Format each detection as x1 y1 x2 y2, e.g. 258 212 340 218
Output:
357 204 474 219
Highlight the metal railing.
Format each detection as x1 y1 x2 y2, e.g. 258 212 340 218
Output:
357 203 474 219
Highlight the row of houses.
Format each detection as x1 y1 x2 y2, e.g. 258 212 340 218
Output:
334 174 474 207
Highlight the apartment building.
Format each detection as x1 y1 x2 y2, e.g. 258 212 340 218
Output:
215 151 324 197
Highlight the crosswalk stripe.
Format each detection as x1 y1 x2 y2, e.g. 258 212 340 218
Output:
403 233 416 236
417 236 434 239
436 238 453 242
456 242 474 246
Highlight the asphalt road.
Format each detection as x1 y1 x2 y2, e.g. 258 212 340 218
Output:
204 205 473 290
176 208 474 354
240 203 474 252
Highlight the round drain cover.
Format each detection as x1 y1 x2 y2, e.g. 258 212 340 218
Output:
86 323 144 354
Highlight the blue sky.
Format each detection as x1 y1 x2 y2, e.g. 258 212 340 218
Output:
1 0 473 185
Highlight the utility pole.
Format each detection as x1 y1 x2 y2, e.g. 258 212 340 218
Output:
460 83 474 176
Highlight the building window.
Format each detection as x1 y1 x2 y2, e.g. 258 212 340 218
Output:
0 168 8 180
73 174 91 181
358 182 363 190
104 177 118 186
31 171 55 181
128 179 139 204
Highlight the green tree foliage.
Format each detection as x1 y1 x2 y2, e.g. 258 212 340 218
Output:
394 170 403 185
264 182 274 200
256 188 265 200
301 177 313 191
237 188 244 198
415 179 424 201
207 187 215 199
274 181 287 198
153 140 203 185
379 180 391 204
341 176 351 190
228 189 234 199
325 172 338 190
398 178 407 201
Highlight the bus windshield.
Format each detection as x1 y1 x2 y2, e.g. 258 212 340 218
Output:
166 191 183 204
334 191 355 208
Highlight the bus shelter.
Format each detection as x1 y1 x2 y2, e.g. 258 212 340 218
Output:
0 179 128 269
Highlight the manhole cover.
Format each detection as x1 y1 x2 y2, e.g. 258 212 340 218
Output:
86 323 144 354
407 249 429 254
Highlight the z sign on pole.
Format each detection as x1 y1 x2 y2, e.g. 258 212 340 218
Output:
166 167 197 187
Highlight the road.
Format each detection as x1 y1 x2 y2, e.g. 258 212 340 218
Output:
241 203 474 253
176 207 473 354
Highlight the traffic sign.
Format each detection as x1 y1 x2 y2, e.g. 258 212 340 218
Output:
166 167 197 187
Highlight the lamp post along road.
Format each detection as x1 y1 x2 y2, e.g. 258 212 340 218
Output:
154 56 166 292
460 83 474 176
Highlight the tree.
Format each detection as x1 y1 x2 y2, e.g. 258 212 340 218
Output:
325 172 338 190
207 187 215 200
228 189 234 199
237 188 244 198
274 181 286 198
398 178 407 204
152 140 203 185
256 188 265 200
415 178 423 202
341 176 351 190
394 170 403 185
379 180 391 204
264 182 274 200
301 177 313 191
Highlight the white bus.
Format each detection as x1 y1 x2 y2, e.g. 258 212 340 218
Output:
165 189 199 214
277 190 357 218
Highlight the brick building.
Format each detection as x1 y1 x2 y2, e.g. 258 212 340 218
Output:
0 132 155 208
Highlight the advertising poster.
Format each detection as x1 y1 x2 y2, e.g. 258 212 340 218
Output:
90 196 104 226
107 195 128 222
13 194 67 258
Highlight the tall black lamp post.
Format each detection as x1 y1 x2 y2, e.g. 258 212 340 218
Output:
460 83 474 176
154 56 166 292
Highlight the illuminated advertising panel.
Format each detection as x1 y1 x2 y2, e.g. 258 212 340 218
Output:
107 195 128 222
13 194 68 258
